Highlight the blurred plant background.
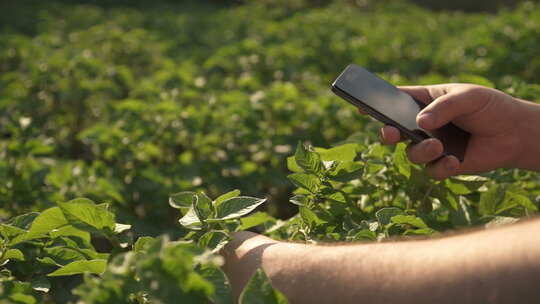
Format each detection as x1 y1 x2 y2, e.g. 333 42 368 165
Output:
2 0 540 238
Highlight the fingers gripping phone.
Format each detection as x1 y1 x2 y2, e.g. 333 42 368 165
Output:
331 64 470 162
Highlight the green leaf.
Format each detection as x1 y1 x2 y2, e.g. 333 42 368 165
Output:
287 156 303 173
375 207 403 226
169 191 197 209
329 161 364 182
445 175 488 195
9 294 36 304
197 192 213 216
6 212 39 230
134 236 156 253
287 173 320 193
0 224 27 244
26 207 68 240
479 185 506 216
390 215 428 229
198 265 234 304
49 225 91 245
47 259 107 277
316 144 357 162
350 229 376 241
299 206 326 227
215 197 267 220
198 231 230 253
3 249 24 261
294 142 323 175
289 195 309 206
504 192 537 213
44 247 88 265
324 191 347 204
239 268 288 304
31 276 51 293
393 143 411 178
240 212 275 230
214 190 241 207
179 206 203 230
57 198 115 232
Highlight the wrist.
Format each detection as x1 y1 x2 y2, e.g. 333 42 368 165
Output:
513 99 540 171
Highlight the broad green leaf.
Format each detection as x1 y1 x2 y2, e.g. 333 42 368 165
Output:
364 143 386 159
9 294 36 304
134 236 156 253
3 249 24 261
6 212 39 230
504 192 537 213
44 247 88 265
450 197 473 226
299 206 326 227
57 198 115 232
390 215 428 229
324 191 347 204
294 143 323 175
197 192 213 216
239 268 288 304
479 185 506 216
50 225 91 245
349 229 376 241
215 197 267 220
214 190 241 207
198 265 234 304
198 231 230 253
393 143 411 178
316 144 357 162
31 276 50 293
240 212 275 230
286 156 303 173
445 175 488 195
329 161 364 182
0 224 27 244
26 207 68 240
179 207 203 230
375 207 403 226
47 259 107 277
169 191 197 209
287 173 320 193
192 195 207 222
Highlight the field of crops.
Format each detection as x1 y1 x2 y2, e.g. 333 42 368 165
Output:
1 0 540 303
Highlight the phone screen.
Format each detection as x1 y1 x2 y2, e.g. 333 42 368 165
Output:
333 65 423 132
332 64 470 161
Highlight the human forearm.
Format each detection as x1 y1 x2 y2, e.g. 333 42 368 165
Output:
513 99 540 171
224 219 540 303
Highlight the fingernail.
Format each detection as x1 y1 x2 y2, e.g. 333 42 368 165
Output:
445 157 459 171
424 140 439 157
418 112 434 129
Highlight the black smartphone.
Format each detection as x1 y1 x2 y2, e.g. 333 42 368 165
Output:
331 64 470 162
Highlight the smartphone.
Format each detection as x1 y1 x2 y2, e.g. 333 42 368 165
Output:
331 64 470 162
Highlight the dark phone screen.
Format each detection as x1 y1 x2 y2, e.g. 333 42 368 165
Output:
333 64 423 132
332 64 470 161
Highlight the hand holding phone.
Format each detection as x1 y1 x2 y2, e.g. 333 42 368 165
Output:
331 64 470 162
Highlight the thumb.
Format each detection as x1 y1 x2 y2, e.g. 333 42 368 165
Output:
416 87 493 130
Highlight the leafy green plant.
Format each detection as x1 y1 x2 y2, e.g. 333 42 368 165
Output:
0 198 130 303
1 1 540 303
